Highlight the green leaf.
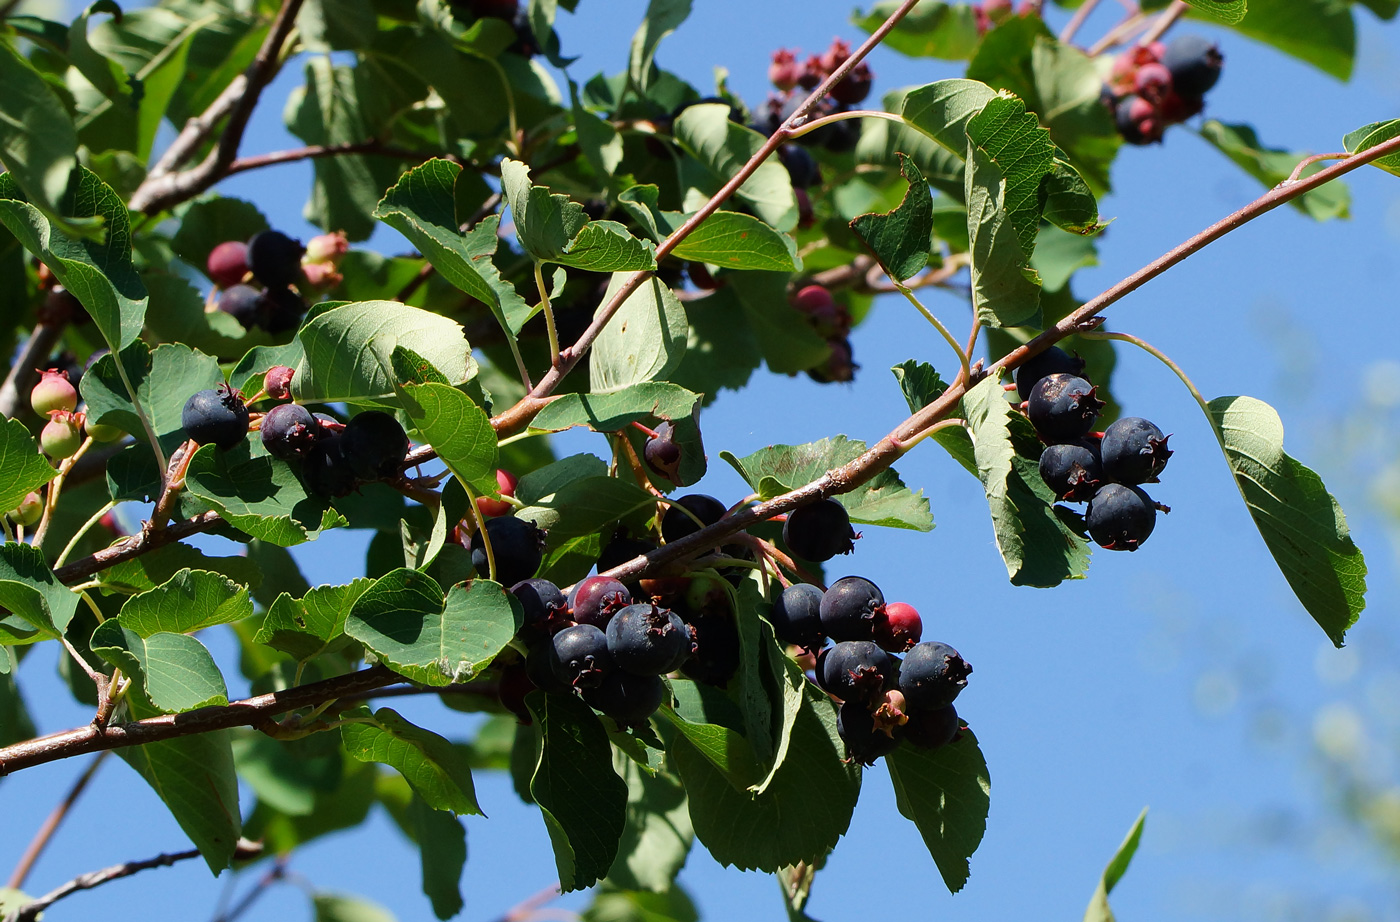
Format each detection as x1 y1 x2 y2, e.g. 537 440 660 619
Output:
589 272 688 393
659 680 764 792
344 569 521 685
671 685 859 872
184 443 345 547
723 436 933 531
0 667 36 746
1032 224 1100 293
254 579 373 662
852 1 982 60
721 271 832 376
517 453 610 504
527 691 630 892
111 568 254 634
374 159 533 336
1181 0 1247 23
1218 0 1349 77
1027 38 1119 194
885 728 991 894
901 78 999 156
1201 121 1350 221
516 476 657 541
0 418 57 513
91 627 228 713
963 377 1091 586
82 342 223 452
856 89 968 200
399 382 497 494
851 153 934 282
0 542 79 639
0 39 78 219
583 886 698 922
294 301 475 404
313 893 396 922
1083 808 1148 922
1207 395 1367 646
501 159 656 271
664 211 798 272
628 0 692 93
119 692 241 873
1343 117 1400 176
342 706 483 815
608 758 694 892
0 167 147 350
408 797 467 920
102 543 263 597
674 104 797 232
891 361 978 477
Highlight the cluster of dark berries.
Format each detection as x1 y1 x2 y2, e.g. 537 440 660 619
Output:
205 229 346 334
1104 35 1223 146
773 575 968 765
791 285 857 384
1017 347 1173 551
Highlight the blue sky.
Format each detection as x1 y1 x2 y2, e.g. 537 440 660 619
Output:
6 2 1400 921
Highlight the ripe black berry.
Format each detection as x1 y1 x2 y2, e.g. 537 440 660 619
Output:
1162 35 1222 96
782 497 856 562
661 494 727 544
819 576 885 642
216 285 263 329
550 624 613 689
770 582 825 650
1085 483 1158 551
1114 94 1161 146
819 641 899 705
341 411 409 481
511 578 568 642
898 642 971 711
1100 417 1172 485
582 670 666 728
303 435 357 499
896 704 959 751
246 230 305 289
1027 373 1104 442
182 386 249 451
780 145 820 190
679 608 739 687
568 576 631 628
471 516 545 585
1015 346 1086 401
1039 439 1104 502
259 286 308 333
605 603 691 676
596 534 657 579
837 700 898 766
260 403 320 460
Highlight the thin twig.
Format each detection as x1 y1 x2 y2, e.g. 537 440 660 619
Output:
209 857 288 922
53 511 225 585
1286 152 1351 184
6 752 110 890
1137 0 1187 46
224 141 436 178
1059 0 1104 44
491 882 562 922
1088 10 1149 55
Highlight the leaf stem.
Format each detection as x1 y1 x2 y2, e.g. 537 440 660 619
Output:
1286 152 1352 184
893 282 970 385
785 109 904 140
461 481 496 582
534 261 562 368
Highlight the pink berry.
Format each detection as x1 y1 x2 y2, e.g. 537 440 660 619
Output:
304 231 349 265
874 602 923 652
769 49 800 92
264 365 296 400
30 368 77 416
476 469 519 518
1134 62 1173 103
207 241 250 288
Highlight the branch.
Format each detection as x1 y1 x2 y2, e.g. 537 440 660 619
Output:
1059 0 1103 44
126 0 306 214
1137 0 1187 46
53 511 224 585
487 0 924 438
224 141 443 178
2 841 263 922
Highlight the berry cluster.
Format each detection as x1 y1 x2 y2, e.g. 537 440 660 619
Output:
791 284 857 384
206 229 338 333
29 367 125 459
1105 35 1223 145
1017 347 1174 551
773 576 968 765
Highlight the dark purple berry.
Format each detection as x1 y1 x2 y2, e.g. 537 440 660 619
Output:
550 624 613 689
897 704 959 750
596 534 657 581
1100 417 1172 485
1115 94 1161 146
1039 439 1104 502
1015 346 1086 401
780 145 820 190
837 700 898 766
206 240 250 288
643 421 684 485
1028 373 1104 442
1162 35 1222 96
259 286 308 333
819 640 899 705
511 578 568 642
898 642 971 711
605 603 691 676
216 285 263 329
771 582 825 650
782 498 856 562
341 411 409 481
260 403 320 460
246 230 305 289
660 494 727 544
568 576 632 628
303 435 357 499
471 516 545 585
679 608 739 687
182 386 250 451
582 670 666 728
818 576 884 642
1085 483 1158 551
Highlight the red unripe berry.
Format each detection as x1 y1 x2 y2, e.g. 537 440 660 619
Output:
30 369 77 416
820 38 852 75
769 49 800 92
476 469 519 517
797 55 825 90
6 491 42 527
1134 62 1173 103
264 365 296 400
207 241 250 288
793 285 847 337
874 602 923 652
41 411 84 459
